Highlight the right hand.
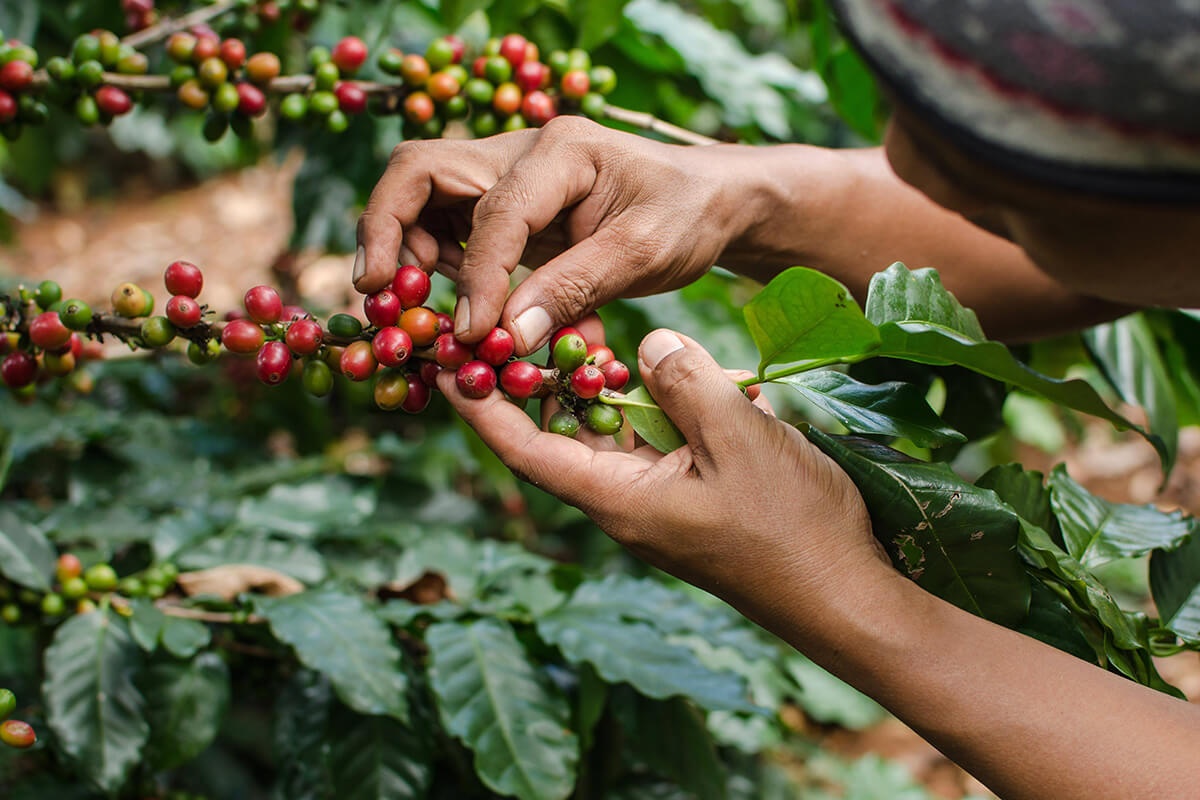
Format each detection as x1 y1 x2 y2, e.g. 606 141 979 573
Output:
354 116 768 353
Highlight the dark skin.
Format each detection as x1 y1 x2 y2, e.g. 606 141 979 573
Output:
355 112 1200 799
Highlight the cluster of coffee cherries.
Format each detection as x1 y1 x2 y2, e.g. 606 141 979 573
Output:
163 26 278 140
0 280 104 399
274 35 370 135
0 688 35 751
40 29 155 128
1 554 179 627
0 32 48 140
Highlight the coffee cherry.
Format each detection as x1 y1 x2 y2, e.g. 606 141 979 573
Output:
314 61 340 91
197 57 228 88
426 38 456 70
0 350 33 389
33 281 61 312
140 316 176 348
221 318 265 354
548 409 580 438
285 318 323 355
169 64 196 89
515 61 548 93
465 77 494 105
403 92 434 124
325 109 349 134
166 295 202 328
455 360 497 399
116 50 149 75
96 30 122 67
401 374 432 413
476 327 515 365
76 598 97 615
399 307 439 346
61 577 88 599
41 593 65 617
586 344 615 366
503 114 527 131
164 260 203 297
256 340 292 385
47 56 75 83
309 90 338 116
237 82 267 116
552 332 588 372
571 364 605 399
1 604 19 625
364 289 402 327
43 351 76 377
57 553 83 582
166 32 197 63
584 402 623 435
373 370 410 410
302 358 334 396
84 563 118 592
335 81 367 114
400 54 431 86
0 720 35 749
371 326 413 367
309 45 332 68
525 42 541 64
548 50 570 76
177 79 210 109
244 285 282 324
327 312 363 339
550 326 583 349
340 340 377 381
0 688 14 719
561 70 590 100
472 111 499 137
483 55 512 84
280 92 308 120
118 577 144 597
378 48 404 75
219 38 246 71
332 36 368 74
111 282 153 317
212 88 236 119
390 265 431 309
499 360 543 399
435 312 454 335
590 65 617 95
0 92 15 125
492 82 522 116
246 52 281 84
499 34 528 67
187 338 221 364
433 333 473 369
600 359 630 391
94 85 133 116
30 311 71 350
192 36 220 64
419 360 442 388
566 48 592 72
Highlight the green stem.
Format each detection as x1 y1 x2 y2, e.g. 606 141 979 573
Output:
739 354 867 388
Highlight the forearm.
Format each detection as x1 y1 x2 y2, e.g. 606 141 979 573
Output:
764 571 1200 800
718 146 1130 341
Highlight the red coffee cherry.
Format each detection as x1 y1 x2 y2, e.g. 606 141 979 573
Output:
499 360 543 399
444 35 466 64
1 351 36 388
0 91 16 124
166 295 202 328
0 720 36 750
570 364 605 399
364 289 401 327
392 265 431 309
433 332 473 369
220 318 265 354
219 38 246 71
164 260 203 297
515 61 547 93
372 326 413 367
561 69 591 100
192 36 219 63
340 340 377 381
30 312 71 350
374 370 410 410
549 326 583 349
472 56 488 78
492 82 522 116
332 36 368 74
476 327 514 365
95 86 134 116
244 285 282 324
236 82 267 116
282 305 310 322
456 360 497 399
521 90 555 126
57 553 83 582
499 34 528 66
335 81 367 114
399 307 439 346
285 318 323 355
435 312 454 335
403 91 435 124
256 341 292 385
0 60 34 92
600 359 630 391
419 360 442 388
67 333 85 360
401 374 432 413
587 344 615 366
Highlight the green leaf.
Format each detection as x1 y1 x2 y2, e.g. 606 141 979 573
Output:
160 616 212 659
440 0 493 28
611 690 725 800
43 609 149 795
0 509 55 591
236 477 376 538
777 371 963 447
537 580 756 712
805 429 1030 626
1048 465 1197 568
1015 580 1100 664
139 652 230 771
743 267 880 373
573 0 632 49
272 670 335 800
864 263 985 340
327 705 432 800
975 464 1058 538
783 654 886 730
616 385 686 454
176 531 327 584
1150 533 1200 645
427 618 578 800
129 599 167 652
258 587 409 722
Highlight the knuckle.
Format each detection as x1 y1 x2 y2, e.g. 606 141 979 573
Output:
655 350 710 398
389 140 425 166
539 114 589 141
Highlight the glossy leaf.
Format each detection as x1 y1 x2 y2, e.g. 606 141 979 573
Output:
43 609 149 794
611 690 725 800
175 531 327 584
0 509 55 591
140 652 230 771
328 706 432 800
427 618 578 800
975 464 1059 540
616 385 687 454
1016 580 1104 664
160 616 212 659
805 429 1030 626
864 262 985 340
573 0 632 49
129 599 167 652
1150 533 1200 645
236 477 376 538
272 670 335 800
258 587 409 722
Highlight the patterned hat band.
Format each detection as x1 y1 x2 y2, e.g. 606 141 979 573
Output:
830 0 1200 202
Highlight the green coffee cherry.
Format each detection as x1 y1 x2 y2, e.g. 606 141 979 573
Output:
314 62 340 91
72 35 102 65
548 409 581 438
581 92 606 120
302 359 334 396
61 577 88 599
0 688 15 720
552 333 588 372
308 46 331 68
566 48 591 72
326 109 349 134
280 93 308 120
46 57 75 83
548 50 569 76
60 299 92 331
140 316 177 348
187 339 221 365
84 564 118 592
589 65 617 95
327 313 362 338
472 111 499 137
1 604 20 625
584 403 624 435
75 95 100 126
34 280 61 310
41 593 65 617
309 90 338 116
118 577 145 597
465 78 494 105
76 60 105 89
213 82 240 113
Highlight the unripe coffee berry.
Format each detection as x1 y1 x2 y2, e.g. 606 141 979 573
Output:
35 280 61 310
600 359 630 391
166 295 202 328
379 48 405 76
549 326 583 349
221 318 265 354
455 360 497 399
327 312 363 339
30 312 71 350
59 299 93 331
371 326 413 367
246 52 281 84
373 370 410 410
492 82 522 116
187 339 221 365
391 265 431 309
401 374 432 413
0 688 14 719
1 604 19 625
399 307 439 346
177 79 210 109
112 282 154 317
43 351 76 377
584 402 623 435
332 36 368 74
140 317 176 348
340 340 377 381
256 341 292 385
41 593 65 617
427 71 460 103
212 82 240 114
400 54 431 86
476 327 515 365
166 32 197 63
84 563 118 592
244 285 283 324
61 577 88 599
302 359 334 397
570 364 605 399
57 553 83 582
499 360 543 399
335 81 367 114
0 720 35 749
404 91 435 124
285 318 323 355
548 409 581 438
197 57 228 88
1 352 35 388
364 289 401 327
552 332 587 372
433 333 473 369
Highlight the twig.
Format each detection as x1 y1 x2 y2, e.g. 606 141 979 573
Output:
601 103 719 146
121 0 240 49
157 603 266 624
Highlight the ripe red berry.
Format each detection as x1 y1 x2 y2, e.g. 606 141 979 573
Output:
332 36 368 74
1 351 36 388
372 326 413 367
435 312 454 335
244 285 282 324
515 61 547 93
0 720 36 750
399 307 439 346
520 90 555 126
95 86 133 116
419 360 442 387
433 332 472 368
282 305 310 321
335 81 367 114
256 341 292 385
285 318 323 355
391 265 431 309
236 82 267 116
401 374 432 412
499 34 528 67
364 289 401 327
219 38 246 70
30 312 71 350
340 340 377 381
403 91 434 124
163 260 203 297
166 295 202 328
570 364 605 399
220 318 265 354
456 360 497 399
472 56 488 78
0 91 16 124
561 70 590 100
476 327 515 365
67 333 84 360
57 553 83 582
499 360 543 399
0 60 34 92
586 344 615 366
192 36 219 63
600 359 630 391
444 35 466 64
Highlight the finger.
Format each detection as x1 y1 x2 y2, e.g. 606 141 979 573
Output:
574 313 606 348
724 369 760 402
402 224 442 272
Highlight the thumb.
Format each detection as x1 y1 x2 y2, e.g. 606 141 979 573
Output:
637 329 754 467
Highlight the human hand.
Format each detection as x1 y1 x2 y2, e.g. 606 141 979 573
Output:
436 322 892 632
354 117 771 354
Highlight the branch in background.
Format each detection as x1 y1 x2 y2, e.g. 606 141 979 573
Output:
601 103 719 146
120 0 240 49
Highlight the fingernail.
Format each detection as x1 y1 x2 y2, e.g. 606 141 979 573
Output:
454 296 470 338
398 245 418 268
511 306 552 352
352 245 366 283
640 330 683 369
